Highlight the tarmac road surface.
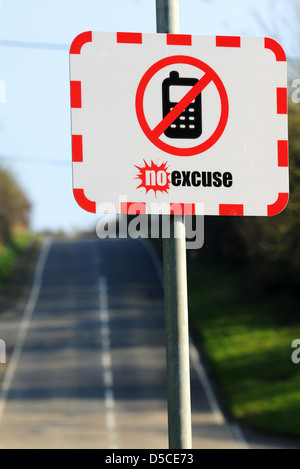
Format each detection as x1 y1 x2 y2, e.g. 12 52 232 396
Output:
0 237 299 449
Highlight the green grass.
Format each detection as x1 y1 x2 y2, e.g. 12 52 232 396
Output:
0 231 38 285
187 256 300 437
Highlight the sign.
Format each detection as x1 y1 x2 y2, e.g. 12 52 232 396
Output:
69 32 289 216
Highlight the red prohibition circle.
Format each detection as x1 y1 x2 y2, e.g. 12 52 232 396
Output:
135 55 229 157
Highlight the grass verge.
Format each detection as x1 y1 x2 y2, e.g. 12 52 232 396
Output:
187 255 300 437
0 230 40 287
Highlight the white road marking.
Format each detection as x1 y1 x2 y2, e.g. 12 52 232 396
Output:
189 341 225 425
103 369 113 388
99 275 118 449
138 237 249 449
189 342 249 448
231 423 249 450
0 237 52 423
102 351 112 369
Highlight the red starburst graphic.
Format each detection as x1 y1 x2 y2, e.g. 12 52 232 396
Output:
135 160 171 196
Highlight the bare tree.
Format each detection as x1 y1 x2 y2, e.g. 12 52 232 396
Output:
253 0 300 82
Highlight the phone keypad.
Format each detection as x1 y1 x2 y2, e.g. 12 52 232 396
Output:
167 106 199 132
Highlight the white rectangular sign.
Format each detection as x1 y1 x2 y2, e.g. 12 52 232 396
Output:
69 32 288 216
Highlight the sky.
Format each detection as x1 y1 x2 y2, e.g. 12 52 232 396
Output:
0 0 299 234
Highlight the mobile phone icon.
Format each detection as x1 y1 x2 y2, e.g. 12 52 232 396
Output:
162 71 202 139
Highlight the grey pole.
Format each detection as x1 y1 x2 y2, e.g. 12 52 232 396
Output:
156 0 192 450
156 0 179 34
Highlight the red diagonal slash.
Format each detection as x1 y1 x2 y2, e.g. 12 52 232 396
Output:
151 72 213 139
135 55 229 156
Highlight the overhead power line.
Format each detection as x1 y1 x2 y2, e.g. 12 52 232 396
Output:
0 38 300 63
0 154 71 166
0 39 69 51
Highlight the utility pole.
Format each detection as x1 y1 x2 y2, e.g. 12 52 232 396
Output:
156 0 192 450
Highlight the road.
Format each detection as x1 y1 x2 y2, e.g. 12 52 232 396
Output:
0 237 298 449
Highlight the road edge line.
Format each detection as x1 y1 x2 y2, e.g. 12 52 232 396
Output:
137 237 249 449
0 236 52 424
99 275 118 449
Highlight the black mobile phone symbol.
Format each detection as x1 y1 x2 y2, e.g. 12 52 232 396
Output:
162 71 202 139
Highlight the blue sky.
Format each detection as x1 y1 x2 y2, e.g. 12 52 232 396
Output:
0 0 298 233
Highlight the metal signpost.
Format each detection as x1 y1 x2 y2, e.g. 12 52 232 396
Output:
156 0 192 449
69 0 288 450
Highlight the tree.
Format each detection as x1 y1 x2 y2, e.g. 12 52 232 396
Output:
253 0 300 84
0 167 30 245
231 102 300 291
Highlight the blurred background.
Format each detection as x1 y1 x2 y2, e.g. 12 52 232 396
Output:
0 0 300 449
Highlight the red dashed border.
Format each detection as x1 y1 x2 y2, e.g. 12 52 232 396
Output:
264 37 286 62
73 188 96 213
216 36 241 47
71 32 288 217
120 202 146 214
72 135 83 162
70 31 92 54
167 34 192 46
117 32 142 44
70 81 82 108
119 202 197 215
267 193 289 216
219 204 244 216
278 140 288 167
277 87 288 114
